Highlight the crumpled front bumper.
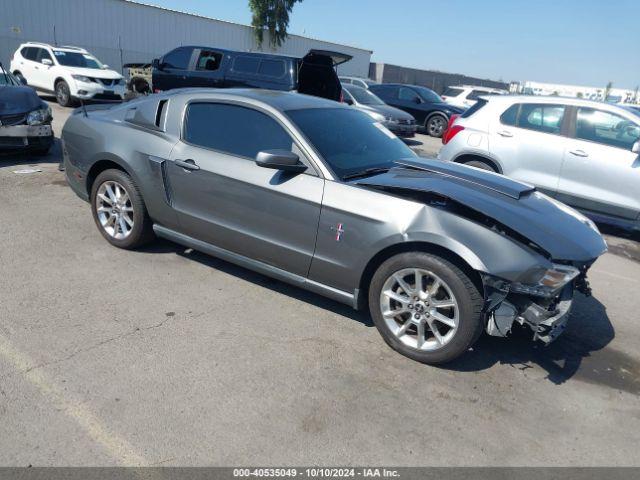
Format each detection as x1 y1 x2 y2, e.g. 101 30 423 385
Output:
483 274 578 344
0 124 53 150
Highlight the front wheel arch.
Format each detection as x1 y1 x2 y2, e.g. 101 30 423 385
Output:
86 159 132 197
356 241 484 311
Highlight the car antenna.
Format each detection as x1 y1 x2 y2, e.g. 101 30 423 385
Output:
79 98 88 117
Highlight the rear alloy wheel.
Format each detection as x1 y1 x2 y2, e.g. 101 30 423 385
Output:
90 169 154 249
369 252 483 364
55 80 75 107
426 115 447 137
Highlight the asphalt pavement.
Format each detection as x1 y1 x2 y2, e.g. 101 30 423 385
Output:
0 99 639 466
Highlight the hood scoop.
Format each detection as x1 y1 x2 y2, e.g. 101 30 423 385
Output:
395 158 535 199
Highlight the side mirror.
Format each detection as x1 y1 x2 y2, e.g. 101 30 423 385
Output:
152 58 162 70
255 150 307 173
632 141 640 154
41 58 53 66
344 97 354 105
102 64 109 69
413 96 422 104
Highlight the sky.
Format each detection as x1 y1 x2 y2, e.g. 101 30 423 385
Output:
145 0 640 89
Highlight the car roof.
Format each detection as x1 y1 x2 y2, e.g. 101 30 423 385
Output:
484 95 640 116
177 46 299 61
22 42 87 53
157 88 347 111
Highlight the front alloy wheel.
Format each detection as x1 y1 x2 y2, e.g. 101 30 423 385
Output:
380 268 459 351
369 252 483 364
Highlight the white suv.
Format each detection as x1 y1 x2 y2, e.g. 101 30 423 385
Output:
441 85 507 109
10 42 126 107
438 95 640 233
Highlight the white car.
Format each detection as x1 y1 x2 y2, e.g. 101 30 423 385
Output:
438 95 640 233
441 85 508 109
339 76 377 89
10 42 126 107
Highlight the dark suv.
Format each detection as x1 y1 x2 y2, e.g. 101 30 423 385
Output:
152 46 351 101
369 84 465 137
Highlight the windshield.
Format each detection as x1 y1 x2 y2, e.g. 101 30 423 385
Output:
287 108 416 180
53 50 104 69
346 86 385 105
413 86 443 103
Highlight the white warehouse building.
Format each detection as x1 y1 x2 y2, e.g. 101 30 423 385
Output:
0 0 372 77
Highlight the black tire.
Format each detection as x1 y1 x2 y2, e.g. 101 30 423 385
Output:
426 114 447 138
14 71 27 86
463 159 497 172
368 252 484 365
90 169 155 249
55 80 76 107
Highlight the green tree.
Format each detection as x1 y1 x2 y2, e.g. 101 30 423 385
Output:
249 0 303 49
576 92 583 98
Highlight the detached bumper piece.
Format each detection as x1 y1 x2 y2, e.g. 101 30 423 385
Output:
513 285 573 343
483 273 574 344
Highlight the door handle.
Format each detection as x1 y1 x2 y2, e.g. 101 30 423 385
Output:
175 159 200 171
569 149 589 157
497 130 513 137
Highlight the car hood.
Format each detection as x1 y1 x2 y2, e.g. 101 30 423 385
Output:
65 67 122 79
0 85 43 116
354 158 607 262
357 104 415 121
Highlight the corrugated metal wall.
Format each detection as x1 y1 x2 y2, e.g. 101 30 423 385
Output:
0 0 371 76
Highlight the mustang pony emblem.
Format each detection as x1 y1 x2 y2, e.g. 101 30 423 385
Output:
331 223 345 242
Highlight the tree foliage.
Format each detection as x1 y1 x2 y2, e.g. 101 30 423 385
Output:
249 0 303 49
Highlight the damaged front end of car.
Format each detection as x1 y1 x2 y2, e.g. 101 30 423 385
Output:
355 158 607 346
482 263 592 344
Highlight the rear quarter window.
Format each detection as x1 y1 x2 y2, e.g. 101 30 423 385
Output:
500 104 519 126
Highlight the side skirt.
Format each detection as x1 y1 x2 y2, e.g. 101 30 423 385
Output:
153 224 358 309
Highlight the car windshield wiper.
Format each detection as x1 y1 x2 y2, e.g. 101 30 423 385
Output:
342 167 391 181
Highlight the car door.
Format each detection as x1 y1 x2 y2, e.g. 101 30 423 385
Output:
488 102 568 197
557 106 640 221
18 47 40 87
32 48 54 90
187 49 227 88
166 101 324 277
154 47 194 91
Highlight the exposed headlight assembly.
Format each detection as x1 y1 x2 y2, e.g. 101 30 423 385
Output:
26 106 52 126
510 264 580 297
71 74 94 83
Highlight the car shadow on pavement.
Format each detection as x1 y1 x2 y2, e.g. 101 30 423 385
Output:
0 137 62 167
445 293 640 394
139 239 374 327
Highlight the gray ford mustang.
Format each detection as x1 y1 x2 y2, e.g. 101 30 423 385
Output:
62 88 607 364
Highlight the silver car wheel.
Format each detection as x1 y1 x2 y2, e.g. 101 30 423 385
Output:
380 268 459 351
428 116 446 136
95 180 134 240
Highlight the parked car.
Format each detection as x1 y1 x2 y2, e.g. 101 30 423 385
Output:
0 62 53 155
439 95 640 233
441 85 508 109
62 89 606 364
152 46 351 101
369 83 465 137
10 42 126 107
342 84 416 138
339 76 377 89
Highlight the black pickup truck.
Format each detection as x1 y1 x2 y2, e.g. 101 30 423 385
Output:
151 47 351 101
